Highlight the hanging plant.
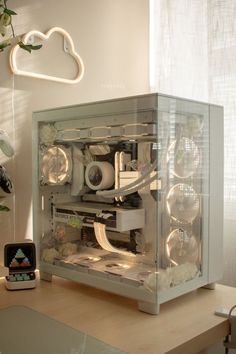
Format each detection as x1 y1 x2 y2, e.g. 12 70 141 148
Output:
0 203 10 212
0 0 42 52
0 165 13 212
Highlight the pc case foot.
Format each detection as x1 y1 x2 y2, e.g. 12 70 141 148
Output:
138 301 160 315
40 271 52 282
203 282 216 290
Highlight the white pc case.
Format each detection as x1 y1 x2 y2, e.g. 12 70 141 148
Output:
32 93 223 314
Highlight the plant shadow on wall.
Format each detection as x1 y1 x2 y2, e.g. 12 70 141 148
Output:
0 0 42 53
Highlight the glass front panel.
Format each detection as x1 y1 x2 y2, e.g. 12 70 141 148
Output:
35 95 159 305
157 95 209 293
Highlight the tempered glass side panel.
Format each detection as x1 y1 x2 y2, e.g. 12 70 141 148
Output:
33 94 159 307
155 95 209 296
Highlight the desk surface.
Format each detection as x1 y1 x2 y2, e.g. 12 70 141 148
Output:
0 276 234 354
0 305 127 354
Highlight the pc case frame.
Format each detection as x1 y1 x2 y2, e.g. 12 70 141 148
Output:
32 93 223 314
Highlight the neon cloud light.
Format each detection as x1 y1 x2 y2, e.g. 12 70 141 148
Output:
9 27 84 84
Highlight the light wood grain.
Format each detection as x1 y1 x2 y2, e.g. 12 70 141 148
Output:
0 276 234 354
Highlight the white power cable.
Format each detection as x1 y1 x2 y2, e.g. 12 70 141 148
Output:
11 74 16 241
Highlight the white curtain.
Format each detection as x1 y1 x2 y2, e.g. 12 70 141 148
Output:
149 0 208 101
150 0 236 285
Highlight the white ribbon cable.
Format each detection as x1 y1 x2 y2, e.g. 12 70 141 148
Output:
94 222 136 257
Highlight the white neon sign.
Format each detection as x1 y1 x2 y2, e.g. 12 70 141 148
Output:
9 27 84 84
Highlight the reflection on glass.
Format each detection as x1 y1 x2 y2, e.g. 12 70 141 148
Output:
166 228 199 266
167 137 200 178
166 183 200 223
41 146 72 185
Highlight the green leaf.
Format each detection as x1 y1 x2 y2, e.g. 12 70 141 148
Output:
0 204 10 211
0 40 10 49
3 8 17 15
31 44 42 50
1 12 11 25
18 41 32 53
18 41 42 53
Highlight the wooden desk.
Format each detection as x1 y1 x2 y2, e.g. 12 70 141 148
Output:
0 276 234 354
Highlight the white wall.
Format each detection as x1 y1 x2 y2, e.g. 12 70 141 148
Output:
0 0 149 263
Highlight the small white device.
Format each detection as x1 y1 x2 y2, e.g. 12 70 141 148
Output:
4 242 36 290
215 307 236 318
